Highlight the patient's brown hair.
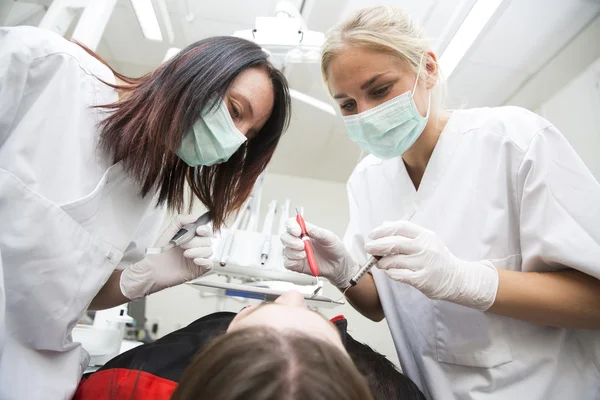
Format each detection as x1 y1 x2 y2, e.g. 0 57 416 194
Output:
171 327 374 400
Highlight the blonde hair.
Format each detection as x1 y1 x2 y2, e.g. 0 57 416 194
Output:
321 6 446 111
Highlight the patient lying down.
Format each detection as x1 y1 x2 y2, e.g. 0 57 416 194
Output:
75 290 426 400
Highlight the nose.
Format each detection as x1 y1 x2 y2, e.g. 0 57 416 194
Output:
275 290 306 308
232 119 252 137
356 99 382 114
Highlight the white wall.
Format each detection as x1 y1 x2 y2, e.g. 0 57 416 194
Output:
145 173 400 367
506 14 600 179
537 56 600 180
257 173 349 236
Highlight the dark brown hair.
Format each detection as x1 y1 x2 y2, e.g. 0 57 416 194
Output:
76 37 290 229
171 327 374 400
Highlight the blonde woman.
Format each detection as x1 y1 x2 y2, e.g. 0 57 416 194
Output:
281 6 600 399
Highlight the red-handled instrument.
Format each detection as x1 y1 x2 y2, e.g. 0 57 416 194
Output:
295 209 319 277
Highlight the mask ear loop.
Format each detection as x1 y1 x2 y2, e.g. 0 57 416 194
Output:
412 53 432 119
411 53 425 96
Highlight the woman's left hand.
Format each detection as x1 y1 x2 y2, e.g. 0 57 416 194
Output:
365 221 499 311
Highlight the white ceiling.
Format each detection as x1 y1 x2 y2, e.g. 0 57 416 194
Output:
8 0 600 183
447 0 600 109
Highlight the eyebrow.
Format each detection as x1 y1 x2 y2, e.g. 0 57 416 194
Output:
360 73 385 90
332 73 386 99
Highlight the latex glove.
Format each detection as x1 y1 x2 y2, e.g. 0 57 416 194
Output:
120 215 213 300
280 218 358 289
365 221 499 311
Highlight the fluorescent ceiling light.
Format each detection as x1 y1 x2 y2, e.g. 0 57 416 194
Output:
154 0 175 43
162 47 181 62
289 89 336 116
130 0 163 41
439 0 504 77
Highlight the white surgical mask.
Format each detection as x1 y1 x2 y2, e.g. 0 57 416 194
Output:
342 58 431 159
176 99 247 167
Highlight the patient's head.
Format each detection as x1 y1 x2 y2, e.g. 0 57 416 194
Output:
171 290 374 400
228 290 345 351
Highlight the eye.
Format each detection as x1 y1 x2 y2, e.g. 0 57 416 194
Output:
229 101 242 120
372 86 391 97
341 100 356 111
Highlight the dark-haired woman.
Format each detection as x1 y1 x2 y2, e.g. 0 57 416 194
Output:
0 26 290 398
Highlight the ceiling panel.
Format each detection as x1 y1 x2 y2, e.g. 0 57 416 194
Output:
467 0 600 74
101 1 170 68
308 123 362 182
285 63 332 102
447 60 530 108
268 122 361 182
267 103 336 174
176 17 246 44
303 0 349 33
341 0 436 22
180 0 279 24
447 0 600 107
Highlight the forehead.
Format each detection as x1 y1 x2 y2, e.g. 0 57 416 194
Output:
326 47 407 91
231 303 346 352
241 304 336 331
228 66 274 125
230 66 270 92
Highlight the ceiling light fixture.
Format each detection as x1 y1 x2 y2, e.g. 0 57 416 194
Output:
163 47 181 62
439 0 505 77
130 0 163 42
289 89 336 116
233 0 324 65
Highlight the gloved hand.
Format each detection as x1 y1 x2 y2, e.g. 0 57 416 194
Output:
120 215 213 300
280 218 359 289
365 221 499 311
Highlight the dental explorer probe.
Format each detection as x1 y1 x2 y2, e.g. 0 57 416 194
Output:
146 211 212 255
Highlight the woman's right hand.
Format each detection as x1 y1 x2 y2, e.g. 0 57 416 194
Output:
281 218 359 289
120 215 213 300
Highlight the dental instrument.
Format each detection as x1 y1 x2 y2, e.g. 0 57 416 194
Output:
146 211 212 255
295 208 319 277
349 256 381 286
219 197 252 266
277 199 291 235
260 200 277 264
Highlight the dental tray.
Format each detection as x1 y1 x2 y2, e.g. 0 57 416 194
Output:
187 279 344 308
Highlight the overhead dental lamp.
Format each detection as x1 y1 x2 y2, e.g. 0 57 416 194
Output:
233 0 325 65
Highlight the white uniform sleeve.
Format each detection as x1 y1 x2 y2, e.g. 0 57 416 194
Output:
0 29 30 147
0 29 31 356
343 184 369 265
116 204 167 270
0 251 5 356
518 124 600 279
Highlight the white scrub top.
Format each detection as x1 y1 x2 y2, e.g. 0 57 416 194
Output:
344 106 600 400
0 27 165 399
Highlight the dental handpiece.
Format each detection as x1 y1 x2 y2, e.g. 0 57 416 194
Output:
349 256 382 286
146 212 212 255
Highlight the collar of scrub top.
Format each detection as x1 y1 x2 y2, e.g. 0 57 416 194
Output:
401 110 465 219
